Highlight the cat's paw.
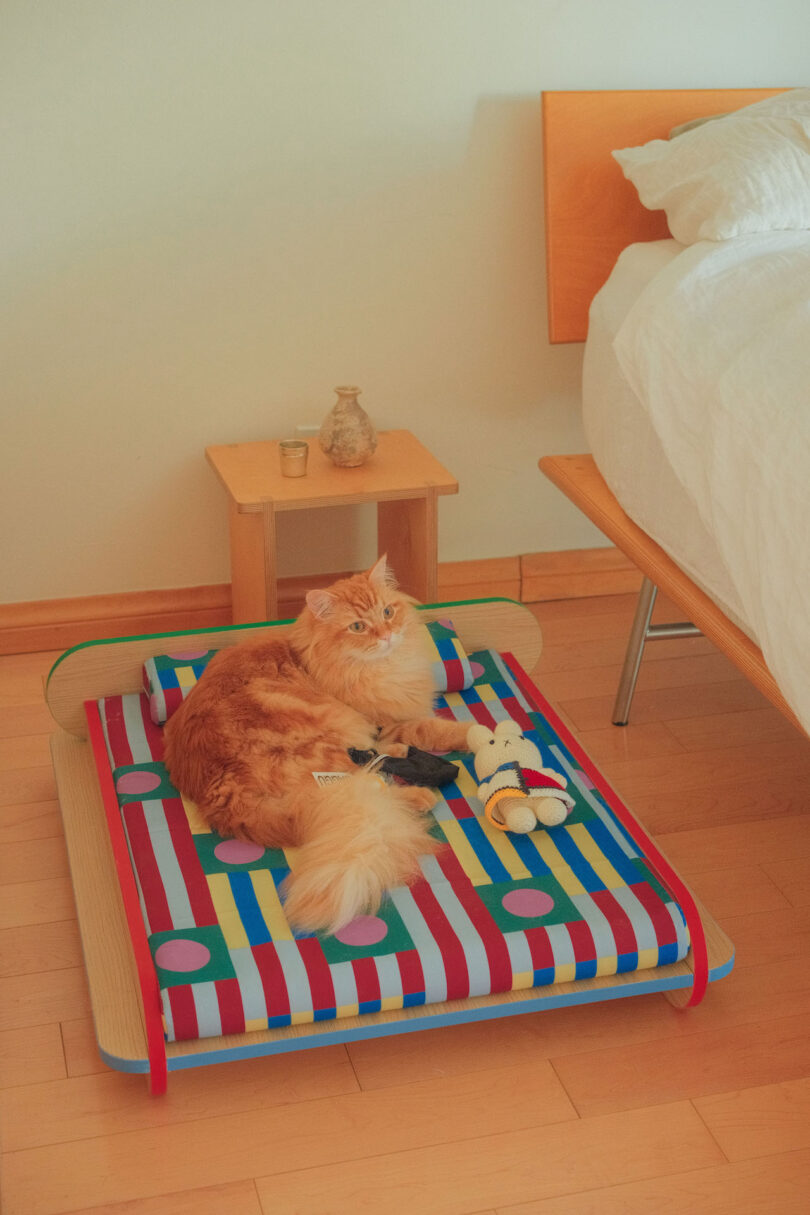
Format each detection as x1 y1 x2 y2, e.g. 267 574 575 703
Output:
398 785 438 813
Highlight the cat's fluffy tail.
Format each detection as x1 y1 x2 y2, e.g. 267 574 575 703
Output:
282 770 438 936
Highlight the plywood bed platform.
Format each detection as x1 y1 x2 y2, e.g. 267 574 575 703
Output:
47 599 733 1094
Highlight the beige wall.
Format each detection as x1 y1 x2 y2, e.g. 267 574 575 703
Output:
2 1 806 601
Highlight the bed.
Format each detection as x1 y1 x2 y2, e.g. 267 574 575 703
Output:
47 599 733 1093
540 87 810 737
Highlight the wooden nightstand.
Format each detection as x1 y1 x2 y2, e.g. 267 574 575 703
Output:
206 429 458 623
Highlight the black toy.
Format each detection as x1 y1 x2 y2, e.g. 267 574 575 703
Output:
348 746 459 787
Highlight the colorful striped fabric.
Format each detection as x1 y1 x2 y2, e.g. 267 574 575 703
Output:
142 620 474 725
98 649 689 1044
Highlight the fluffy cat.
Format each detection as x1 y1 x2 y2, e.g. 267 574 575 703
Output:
162 556 469 935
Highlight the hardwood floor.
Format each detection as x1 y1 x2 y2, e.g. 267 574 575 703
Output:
1 592 810 1214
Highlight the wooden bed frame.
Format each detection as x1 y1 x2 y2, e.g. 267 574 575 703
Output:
48 599 733 1092
539 88 805 736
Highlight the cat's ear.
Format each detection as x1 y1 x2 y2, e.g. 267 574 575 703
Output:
306 588 338 619
368 554 397 589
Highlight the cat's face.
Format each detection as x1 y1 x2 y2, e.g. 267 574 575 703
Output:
303 558 413 662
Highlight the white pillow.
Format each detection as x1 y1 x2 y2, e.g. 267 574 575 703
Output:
612 88 810 244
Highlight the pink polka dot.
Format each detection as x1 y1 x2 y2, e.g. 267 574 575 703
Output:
214 840 266 865
577 771 597 791
333 915 388 947
502 889 555 918
165 649 208 661
154 938 211 972
437 618 455 629
116 770 162 795
470 661 485 678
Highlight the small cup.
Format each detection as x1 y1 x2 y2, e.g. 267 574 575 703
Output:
279 439 308 477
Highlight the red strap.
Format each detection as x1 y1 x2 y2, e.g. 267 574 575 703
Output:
503 655 708 1006
85 700 169 1092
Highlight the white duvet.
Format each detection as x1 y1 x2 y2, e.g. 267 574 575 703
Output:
613 231 810 734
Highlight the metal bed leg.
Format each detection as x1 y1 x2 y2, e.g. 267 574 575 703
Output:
612 577 702 726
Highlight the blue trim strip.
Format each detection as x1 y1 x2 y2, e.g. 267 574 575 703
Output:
97 951 735 1076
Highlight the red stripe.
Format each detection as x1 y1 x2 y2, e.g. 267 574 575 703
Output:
85 700 168 1093
251 941 290 1022
164 687 184 720
396 948 426 1000
437 850 513 992
567 918 597 967
442 657 464 689
139 695 164 761
100 697 134 767
445 794 475 820
498 693 535 733
215 977 246 1036
467 700 498 728
298 938 337 1014
122 803 174 932
631 881 679 949
408 878 470 1000
167 984 199 1042
351 955 381 1006
524 925 555 975
502 654 709 1007
163 802 218 926
590 887 639 957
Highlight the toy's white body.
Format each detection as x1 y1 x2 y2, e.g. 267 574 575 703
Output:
467 719 574 833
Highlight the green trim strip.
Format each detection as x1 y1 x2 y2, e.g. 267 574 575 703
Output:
45 597 520 692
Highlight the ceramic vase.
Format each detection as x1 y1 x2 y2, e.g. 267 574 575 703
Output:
318 386 378 467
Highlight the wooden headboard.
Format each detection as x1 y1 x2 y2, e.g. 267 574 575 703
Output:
542 88 783 343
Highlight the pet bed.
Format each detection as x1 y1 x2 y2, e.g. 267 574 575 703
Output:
47 599 733 1093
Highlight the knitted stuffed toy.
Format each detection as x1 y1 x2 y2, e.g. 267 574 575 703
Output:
467 719 574 833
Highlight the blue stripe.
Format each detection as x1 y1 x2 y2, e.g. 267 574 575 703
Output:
585 818 648 886
457 818 511 883
228 873 272 945
509 830 552 876
552 829 606 893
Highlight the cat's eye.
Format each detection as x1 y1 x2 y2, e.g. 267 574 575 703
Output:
349 621 366 633
382 605 395 620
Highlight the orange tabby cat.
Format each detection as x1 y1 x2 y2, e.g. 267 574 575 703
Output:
162 556 468 935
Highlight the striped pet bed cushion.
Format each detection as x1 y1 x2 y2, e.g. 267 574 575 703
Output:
96 649 689 1044
143 619 475 724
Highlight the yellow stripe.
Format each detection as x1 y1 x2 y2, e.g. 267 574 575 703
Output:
511 971 535 990
568 823 624 889
637 947 659 970
249 868 294 941
207 873 250 950
380 995 404 1012
180 794 211 835
454 765 479 799
438 818 490 885
595 955 619 977
529 832 585 896
476 684 498 701
554 962 577 983
245 1017 268 1033
290 1009 315 1025
336 1004 360 1019
484 825 532 881
442 690 465 708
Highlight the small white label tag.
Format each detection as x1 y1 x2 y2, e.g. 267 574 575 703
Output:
312 771 349 787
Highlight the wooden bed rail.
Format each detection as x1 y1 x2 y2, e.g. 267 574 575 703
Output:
540 454 805 736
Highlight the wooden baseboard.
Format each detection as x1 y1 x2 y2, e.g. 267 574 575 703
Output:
0 549 633 654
